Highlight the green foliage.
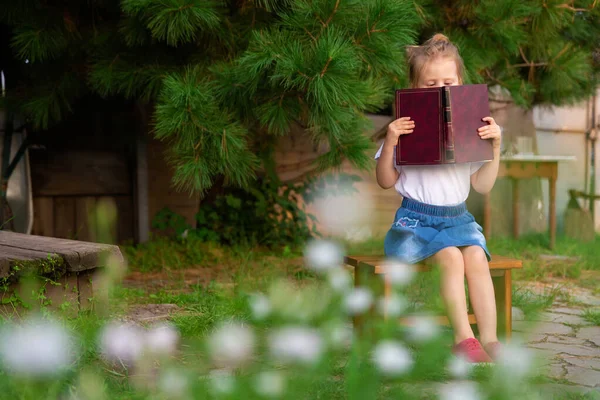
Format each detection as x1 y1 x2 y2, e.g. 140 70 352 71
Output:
192 173 318 248
1 0 599 196
582 308 600 326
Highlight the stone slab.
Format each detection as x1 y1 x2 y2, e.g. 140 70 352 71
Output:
543 313 592 325
562 355 600 371
565 366 600 387
552 307 585 316
577 326 600 347
529 342 600 358
513 321 573 335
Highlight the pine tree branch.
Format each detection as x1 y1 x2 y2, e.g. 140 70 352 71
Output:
556 2 589 12
303 27 317 42
323 0 340 27
519 47 530 64
320 57 332 77
512 62 548 67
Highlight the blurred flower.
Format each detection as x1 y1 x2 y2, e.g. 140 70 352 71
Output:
0 316 75 377
303 239 344 273
145 323 179 356
208 322 255 368
327 267 352 293
254 371 286 398
406 316 440 343
496 341 533 378
324 321 353 349
377 293 407 317
249 293 272 320
372 341 413 376
267 279 331 322
343 287 373 315
439 382 481 400
159 369 189 399
311 188 373 237
269 326 323 365
99 323 144 367
381 260 415 286
209 370 235 395
447 355 473 379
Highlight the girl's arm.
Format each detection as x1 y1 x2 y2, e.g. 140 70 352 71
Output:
470 117 502 194
376 139 400 189
376 117 414 189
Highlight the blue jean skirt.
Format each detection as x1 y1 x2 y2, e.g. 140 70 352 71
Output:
384 197 491 264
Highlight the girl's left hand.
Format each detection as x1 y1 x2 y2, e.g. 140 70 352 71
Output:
478 117 502 149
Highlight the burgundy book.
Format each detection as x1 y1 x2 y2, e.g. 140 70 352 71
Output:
394 84 493 166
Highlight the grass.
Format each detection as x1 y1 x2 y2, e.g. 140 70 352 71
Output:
582 308 600 326
2 232 598 399
512 286 559 319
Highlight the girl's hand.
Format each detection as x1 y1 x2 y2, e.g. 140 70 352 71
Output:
478 117 502 149
386 117 415 145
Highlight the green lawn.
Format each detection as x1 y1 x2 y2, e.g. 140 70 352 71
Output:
1 233 597 399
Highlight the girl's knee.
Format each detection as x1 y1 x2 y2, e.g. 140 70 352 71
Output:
432 247 464 271
462 246 490 272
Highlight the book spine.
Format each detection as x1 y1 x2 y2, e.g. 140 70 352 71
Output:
443 87 455 163
395 91 401 164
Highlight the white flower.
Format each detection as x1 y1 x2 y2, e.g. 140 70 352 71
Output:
447 355 473 379
377 293 407 317
304 239 344 273
159 369 189 398
439 382 481 400
249 293 272 320
311 189 373 237
208 322 255 368
0 317 75 377
324 321 353 349
327 268 352 293
254 371 286 398
343 287 373 315
266 279 331 322
406 316 440 342
381 260 415 286
99 323 144 367
496 342 532 378
145 323 179 356
209 370 235 394
372 340 413 376
269 326 323 365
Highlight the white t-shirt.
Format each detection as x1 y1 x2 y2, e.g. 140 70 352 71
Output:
374 143 485 206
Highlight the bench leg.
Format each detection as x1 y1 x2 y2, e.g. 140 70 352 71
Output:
492 270 512 341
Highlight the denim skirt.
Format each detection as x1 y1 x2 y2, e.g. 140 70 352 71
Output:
384 197 491 264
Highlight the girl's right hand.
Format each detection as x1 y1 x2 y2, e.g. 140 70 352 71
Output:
386 117 415 144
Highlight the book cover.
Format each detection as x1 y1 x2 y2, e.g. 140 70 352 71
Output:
394 84 493 166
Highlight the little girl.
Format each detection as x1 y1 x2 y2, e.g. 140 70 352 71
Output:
375 34 502 363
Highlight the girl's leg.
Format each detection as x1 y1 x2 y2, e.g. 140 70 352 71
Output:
461 245 498 345
429 246 474 344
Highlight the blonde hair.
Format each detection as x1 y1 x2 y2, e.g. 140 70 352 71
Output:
406 34 465 87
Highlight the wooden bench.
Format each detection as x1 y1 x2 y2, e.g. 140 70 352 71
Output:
0 231 125 315
344 255 522 339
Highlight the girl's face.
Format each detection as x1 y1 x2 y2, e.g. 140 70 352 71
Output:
417 56 460 88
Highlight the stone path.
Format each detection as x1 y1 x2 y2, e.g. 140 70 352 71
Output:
514 281 600 397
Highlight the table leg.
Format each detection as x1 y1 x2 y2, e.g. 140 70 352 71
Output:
512 178 519 239
549 177 556 250
483 192 491 238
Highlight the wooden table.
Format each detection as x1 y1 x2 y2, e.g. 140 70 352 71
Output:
483 155 576 249
0 231 124 314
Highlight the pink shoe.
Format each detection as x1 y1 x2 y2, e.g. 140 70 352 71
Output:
452 338 492 363
483 341 502 361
